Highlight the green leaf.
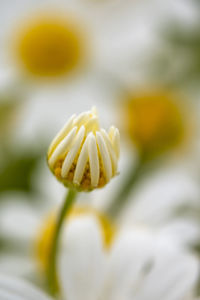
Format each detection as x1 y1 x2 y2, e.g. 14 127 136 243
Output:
0 151 42 194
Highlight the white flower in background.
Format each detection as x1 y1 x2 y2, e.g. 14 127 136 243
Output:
0 214 199 300
0 202 199 300
55 217 199 300
47 107 120 191
0 273 51 300
37 210 199 300
0 272 199 300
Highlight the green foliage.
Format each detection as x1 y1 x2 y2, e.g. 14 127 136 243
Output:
0 151 42 194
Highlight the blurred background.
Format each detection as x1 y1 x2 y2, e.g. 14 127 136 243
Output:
0 0 200 294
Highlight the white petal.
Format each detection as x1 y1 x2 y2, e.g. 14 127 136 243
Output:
100 129 118 174
74 112 90 128
85 117 99 134
91 106 98 116
108 126 115 139
58 216 106 300
0 274 52 300
106 228 198 300
48 114 76 157
112 128 120 158
88 133 99 187
73 136 89 185
103 228 155 300
48 127 77 167
135 247 199 300
61 126 85 178
96 132 112 182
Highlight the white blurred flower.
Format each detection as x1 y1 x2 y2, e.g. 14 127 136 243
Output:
55 218 199 300
0 273 51 300
0 273 199 300
0 200 199 300
0 217 199 300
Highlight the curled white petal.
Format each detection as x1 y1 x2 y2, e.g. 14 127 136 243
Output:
49 127 77 168
74 112 90 128
100 129 118 174
48 114 76 157
112 128 120 158
88 133 99 187
73 136 89 185
96 131 112 182
85 116 99 134
61 126 85 178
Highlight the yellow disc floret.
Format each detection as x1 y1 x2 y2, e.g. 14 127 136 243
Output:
47 107 120 191
36 206 115 272
121 90 186 160
14 13 85 78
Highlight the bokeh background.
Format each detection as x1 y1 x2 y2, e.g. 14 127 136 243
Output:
0 0 200 294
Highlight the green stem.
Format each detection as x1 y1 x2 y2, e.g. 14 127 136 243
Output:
106 159 146 219
47 188 77 296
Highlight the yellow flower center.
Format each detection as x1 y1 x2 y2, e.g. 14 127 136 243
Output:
14 14 85 78
36 206 115 272
122 90 186 160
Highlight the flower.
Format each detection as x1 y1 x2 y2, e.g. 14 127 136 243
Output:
0 222 198 300
55 221 198 300
36 206 115 272
121 89 186 161
0 274 51 300
47 107 120 191
12 12 86 78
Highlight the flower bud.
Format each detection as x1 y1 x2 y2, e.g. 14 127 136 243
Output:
47 107 120 191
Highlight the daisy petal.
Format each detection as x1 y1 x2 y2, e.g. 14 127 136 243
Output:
0 274 52 300
96 131 112 182
58 215 106 300
49 126 77 168
88 133 99 187
48 114 76 157
61 126 85 178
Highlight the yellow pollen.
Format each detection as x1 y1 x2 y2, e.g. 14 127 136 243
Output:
52 156 107 191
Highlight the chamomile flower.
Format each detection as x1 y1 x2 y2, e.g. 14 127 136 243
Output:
47 107 120 191
120 89 186 161
0 223 198 300
12 12 87 79
36 206 115 273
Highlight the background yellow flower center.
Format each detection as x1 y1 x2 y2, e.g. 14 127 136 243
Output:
15 15 84 77
122 91 186 160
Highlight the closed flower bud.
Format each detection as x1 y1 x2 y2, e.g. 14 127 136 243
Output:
47 107 120 191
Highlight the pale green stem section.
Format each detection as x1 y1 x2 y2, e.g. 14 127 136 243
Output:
106 159 145 219
47 188 77 296
107 154 165 219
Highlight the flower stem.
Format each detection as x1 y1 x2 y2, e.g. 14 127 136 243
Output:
47 188 77 296
106 158 149 219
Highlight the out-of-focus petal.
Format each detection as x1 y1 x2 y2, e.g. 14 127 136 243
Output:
102 227 199 300
58 215 107 300
102 228 156 300
0 273 52 300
